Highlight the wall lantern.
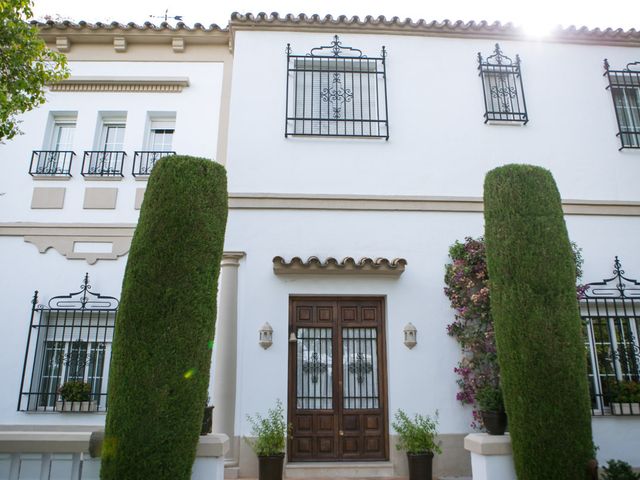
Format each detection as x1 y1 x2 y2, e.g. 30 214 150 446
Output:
403 322 417 349
259 322 273 349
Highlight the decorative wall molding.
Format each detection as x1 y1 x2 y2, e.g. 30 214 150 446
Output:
229 193 640 216
0 223 135 264
49 76 190 93
273 256 407 276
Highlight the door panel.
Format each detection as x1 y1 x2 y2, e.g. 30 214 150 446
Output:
289 297 387 462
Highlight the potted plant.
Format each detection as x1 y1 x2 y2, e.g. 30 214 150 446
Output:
392 409 442 480
610 381 640 415
55 380 97 412
602 459 640 480
245 399 289 480
476 385 507 435
201 397 214 435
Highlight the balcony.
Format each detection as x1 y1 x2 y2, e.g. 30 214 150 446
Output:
132 151 176 177
81 151 126 178
29 151 75 178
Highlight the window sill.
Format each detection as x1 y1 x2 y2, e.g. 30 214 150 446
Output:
82 176 124 182
30 175 72 181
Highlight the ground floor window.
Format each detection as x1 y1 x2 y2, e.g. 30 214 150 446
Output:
582 257 640 416
18 275 118 412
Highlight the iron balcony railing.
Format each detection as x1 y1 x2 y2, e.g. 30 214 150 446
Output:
29 151 75 177
18 274 118 413
478 44 528 124
604 59 640 150
285 35 389 140
81 151 126 177
132 151 176 177
582 257 640 416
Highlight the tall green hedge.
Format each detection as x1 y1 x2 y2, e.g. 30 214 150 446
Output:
101 156 228 480
483 164 593 480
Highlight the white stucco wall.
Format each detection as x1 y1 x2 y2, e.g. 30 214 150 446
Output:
0 60 224 224
224 208 640 465
227 30 640 200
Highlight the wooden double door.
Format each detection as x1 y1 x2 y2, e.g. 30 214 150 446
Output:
288 297 388 462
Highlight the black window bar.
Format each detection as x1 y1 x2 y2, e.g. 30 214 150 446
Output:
603 59 640 150
581 257 640 416
18 274 118 412
29 151 75 177
132 151 176 177
285 35 389 140
478 44 528 124
81 151 126 177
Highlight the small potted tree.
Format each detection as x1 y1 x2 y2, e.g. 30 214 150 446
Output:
610 381 640 415
56 380 97 412
246 400 289 480
392 409 441 480
476 385 507 435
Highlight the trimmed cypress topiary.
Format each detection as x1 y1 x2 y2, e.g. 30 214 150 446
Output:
101 156 228 480
483 164 593 480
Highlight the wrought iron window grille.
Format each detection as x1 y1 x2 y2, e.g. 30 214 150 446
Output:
132 150 177 177
604 59 640 150
478 44 529 124
81 151 126 177
581 257 640 416
18 274 118 412
29 151 75 177
285 35 389 140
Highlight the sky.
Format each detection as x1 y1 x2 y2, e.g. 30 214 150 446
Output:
31 0 640 35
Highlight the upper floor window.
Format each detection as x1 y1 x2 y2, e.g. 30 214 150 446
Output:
133 115 177 177
29 113 77 177
285 35 389 140
604 59 640 150
82 113 127 177
478 44 528 124
148 119 175 151
18 274 118 412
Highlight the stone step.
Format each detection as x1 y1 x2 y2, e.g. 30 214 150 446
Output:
285 462 395 478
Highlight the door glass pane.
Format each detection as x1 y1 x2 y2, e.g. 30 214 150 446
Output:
297 328 332 410
343 328 379 409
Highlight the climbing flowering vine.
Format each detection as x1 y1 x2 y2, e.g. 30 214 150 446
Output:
444 237 585 428
444 238 496 428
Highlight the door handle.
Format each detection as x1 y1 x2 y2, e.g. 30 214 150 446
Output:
339 430 344 436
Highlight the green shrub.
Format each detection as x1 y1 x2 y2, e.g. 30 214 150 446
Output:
483 164 593 479
391 409 442 455
58 381 91 402
475 385 504 412
602 460 640 480
245 399 288 456
101 156 228 479
610 381 640 403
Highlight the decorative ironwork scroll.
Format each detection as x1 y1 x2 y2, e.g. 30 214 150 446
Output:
46 273 120 310
478 43 528 124
285 35 389 139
